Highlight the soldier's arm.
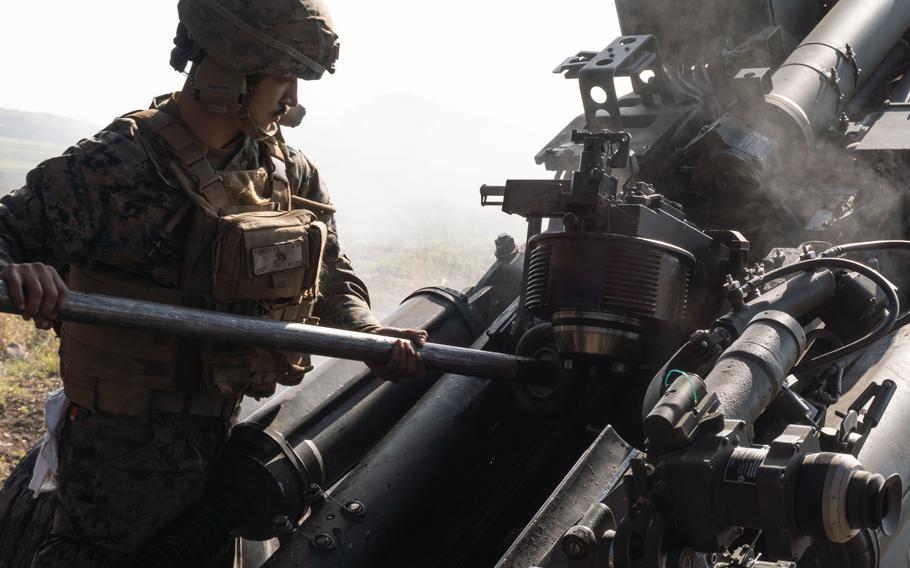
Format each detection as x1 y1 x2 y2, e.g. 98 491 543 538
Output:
0 145 100 325
289 150 426 380
290 153 382 332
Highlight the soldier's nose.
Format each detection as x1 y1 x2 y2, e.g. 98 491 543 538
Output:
282 80 299 108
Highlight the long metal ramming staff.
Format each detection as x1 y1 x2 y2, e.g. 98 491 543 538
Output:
0 282 552 383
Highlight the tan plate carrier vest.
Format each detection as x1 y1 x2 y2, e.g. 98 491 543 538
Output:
61 101 330 417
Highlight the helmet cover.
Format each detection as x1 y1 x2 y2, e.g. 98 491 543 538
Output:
177 0 339 80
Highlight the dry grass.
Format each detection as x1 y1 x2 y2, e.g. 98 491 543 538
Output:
0 314 60 481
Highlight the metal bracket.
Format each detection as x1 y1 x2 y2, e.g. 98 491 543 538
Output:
258 426 325 489
564 35 675 132
787 42 862 116
402 286 485 338
554 50 600 79
794 41 862 82
823 380 897 455
787 62 846 110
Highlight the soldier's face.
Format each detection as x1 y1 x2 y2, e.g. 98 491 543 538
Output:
247 74 299 127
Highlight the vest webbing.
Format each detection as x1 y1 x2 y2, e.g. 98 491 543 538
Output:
61 264 237 416
61 101 315 415
127 102 293 217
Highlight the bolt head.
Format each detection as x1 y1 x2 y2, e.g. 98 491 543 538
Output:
313 533 335 550
344 500 366 517
561 530 590 559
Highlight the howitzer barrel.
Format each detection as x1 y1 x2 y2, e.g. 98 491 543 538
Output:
762 0 910 145
0 282 552 384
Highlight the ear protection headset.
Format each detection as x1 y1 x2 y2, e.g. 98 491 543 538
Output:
189 55 307 138
191 56 249 115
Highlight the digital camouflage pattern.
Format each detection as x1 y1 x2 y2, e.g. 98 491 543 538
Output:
177 0 339 79
0 96 380 565
31 410 231 566
0 97 381 333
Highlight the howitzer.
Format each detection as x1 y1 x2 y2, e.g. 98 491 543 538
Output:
7 0 910 566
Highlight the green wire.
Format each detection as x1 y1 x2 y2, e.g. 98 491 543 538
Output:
664 369 699 403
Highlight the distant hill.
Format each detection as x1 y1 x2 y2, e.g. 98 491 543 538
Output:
0 109 100 192
0 98 542 241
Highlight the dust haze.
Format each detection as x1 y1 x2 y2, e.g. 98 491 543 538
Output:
0 1 627 319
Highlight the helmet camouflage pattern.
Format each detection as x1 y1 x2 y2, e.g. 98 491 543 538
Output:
176 0 339 80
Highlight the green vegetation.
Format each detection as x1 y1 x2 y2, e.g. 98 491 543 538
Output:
0 315 60 480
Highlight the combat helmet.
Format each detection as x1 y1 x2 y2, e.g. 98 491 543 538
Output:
170 0 340 136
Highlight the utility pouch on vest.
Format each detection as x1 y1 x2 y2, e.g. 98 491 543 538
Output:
211 209 325 301
207 208 328 398
119 103 331 400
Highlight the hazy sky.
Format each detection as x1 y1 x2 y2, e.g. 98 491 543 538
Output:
1 1 625 255
0 1 619 137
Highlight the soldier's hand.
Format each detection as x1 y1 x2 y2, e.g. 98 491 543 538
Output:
0 263 69 330
367 327 428 382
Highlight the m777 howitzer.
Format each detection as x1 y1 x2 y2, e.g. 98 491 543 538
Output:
7 0 910 566
58 132 910 568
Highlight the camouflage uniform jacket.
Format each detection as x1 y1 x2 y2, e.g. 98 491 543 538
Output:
0 98 381 333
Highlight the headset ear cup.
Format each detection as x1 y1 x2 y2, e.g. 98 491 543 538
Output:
191 57 248 115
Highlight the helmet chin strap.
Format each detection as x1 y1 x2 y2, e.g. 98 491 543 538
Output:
233 105 279 141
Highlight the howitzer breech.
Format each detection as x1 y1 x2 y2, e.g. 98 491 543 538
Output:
0 282 553 384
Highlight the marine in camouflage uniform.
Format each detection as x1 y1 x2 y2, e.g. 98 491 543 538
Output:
0 103 382 333
0 1 424 565
0 99 379 567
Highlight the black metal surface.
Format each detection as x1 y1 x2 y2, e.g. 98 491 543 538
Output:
845 41 910 119
243 288 477 453
0 281 545 384
125 289 494 564
525 232 694 323
641 270 837 418
494 427 639 568
262 338 500 568
616 0 818 55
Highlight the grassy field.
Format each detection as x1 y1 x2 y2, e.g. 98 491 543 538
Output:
0 316 59 480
